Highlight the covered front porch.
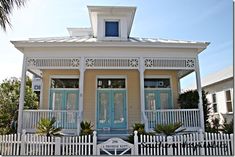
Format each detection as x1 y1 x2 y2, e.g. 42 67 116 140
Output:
22 108 201 134
18 57 204 135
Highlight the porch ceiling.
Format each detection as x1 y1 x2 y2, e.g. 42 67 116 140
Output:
177 69 194 79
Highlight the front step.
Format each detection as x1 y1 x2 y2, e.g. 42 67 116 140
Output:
97 129 132 142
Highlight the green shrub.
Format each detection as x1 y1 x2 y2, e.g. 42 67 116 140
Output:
178 90 199 109
80 121 94 136
128 123 154 143
36 117 63 137
221 118 233 134
154 122 185 136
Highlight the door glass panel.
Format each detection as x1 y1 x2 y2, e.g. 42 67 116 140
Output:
113 93 124 124
160 92 168 109
145 92 157 110
66 92 77 123
66 93 77 110
99 93 110 124
52 92 63 110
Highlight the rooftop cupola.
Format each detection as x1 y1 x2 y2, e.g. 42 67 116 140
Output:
87 6 136 40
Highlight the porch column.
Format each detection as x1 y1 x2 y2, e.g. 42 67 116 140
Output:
17 56 27 133
79 57 85 119
195 56 205 131
139 57 148 131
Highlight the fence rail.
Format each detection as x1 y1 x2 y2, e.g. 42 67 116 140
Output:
145 109 201 130
0 130 233 156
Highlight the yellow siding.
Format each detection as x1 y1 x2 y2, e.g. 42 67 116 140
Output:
41 69 80 109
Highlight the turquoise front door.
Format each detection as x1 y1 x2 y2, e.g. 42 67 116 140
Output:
49 89 79 128
145 90 173 110
97 90 127 129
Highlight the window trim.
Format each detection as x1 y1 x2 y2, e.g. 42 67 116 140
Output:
50 75 80 89
144 75 172 90
96 75 127 90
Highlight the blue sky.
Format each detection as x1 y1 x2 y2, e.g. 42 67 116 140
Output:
0 0 233 89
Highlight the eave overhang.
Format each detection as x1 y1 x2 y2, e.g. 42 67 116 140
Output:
11 41 210 53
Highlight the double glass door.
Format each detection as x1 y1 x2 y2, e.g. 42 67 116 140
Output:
49 89 79 128
145 90 172 110
97 90 127 129
145 89 172 128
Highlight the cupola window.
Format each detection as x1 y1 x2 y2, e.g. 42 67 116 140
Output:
105 21 119 37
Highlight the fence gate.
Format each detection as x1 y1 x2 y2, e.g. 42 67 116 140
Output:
97 138 135 155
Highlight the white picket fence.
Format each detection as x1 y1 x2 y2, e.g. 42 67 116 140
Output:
134 130 234 156
0 130 233 156
0 130 96 156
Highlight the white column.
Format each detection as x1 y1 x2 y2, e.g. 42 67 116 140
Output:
195 56 205 131
139 57 149 131
39 79 43 108
139 57 145 122
17 56 27 133
79 57 85 119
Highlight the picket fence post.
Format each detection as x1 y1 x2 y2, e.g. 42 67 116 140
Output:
134 131 138 155
93 131 97 155
20 130 26 155
230 134 234 155
198 129 205 155
167 136 173 155
55 137 61 155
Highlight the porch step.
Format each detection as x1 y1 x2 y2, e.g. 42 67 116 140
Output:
97 129 132 142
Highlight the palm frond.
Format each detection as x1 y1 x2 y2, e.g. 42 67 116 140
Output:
0 0 26 31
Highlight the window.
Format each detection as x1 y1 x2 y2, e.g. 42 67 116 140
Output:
97 79 125 88
144 78 171 88
225 90 233 112
51 78 79 88
212 93 217 113
105 21 119 37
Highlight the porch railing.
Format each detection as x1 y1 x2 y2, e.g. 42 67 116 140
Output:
22 110 80 133
145 109 201 130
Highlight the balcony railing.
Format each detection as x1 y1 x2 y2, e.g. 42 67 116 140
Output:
145 109 201 131
22 110 80 133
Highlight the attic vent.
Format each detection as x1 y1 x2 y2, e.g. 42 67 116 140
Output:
144 58 195 69
26 58 80 69
85 58 139 69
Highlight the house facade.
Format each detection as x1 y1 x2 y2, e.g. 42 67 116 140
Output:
203 66 233 124
12 6 209 135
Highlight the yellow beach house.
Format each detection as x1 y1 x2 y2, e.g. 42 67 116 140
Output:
11 6 209 135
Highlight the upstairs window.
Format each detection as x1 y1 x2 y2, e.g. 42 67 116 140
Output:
225 90 233 112
212 93 217 113
105 21 119 37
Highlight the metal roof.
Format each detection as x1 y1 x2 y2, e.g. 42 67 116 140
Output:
202 65 233 88
15 36 208 44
